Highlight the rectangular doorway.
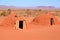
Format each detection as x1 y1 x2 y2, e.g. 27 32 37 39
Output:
19 21 23 29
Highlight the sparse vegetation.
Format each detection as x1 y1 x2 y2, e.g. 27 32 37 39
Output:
0 9 60 17
52 13 60 16
0 11 6 16
7 9 11 14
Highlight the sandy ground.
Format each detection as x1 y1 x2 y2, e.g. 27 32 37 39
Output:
0 25 60 40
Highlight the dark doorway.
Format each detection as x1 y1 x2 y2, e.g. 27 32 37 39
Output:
19 21 23 29
50 18 54 25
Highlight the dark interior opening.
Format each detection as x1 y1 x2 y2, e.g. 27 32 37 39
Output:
19 21 23 29
50 18 54 25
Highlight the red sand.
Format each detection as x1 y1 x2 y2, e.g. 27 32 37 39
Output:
0 12 60 40
0 26 60 40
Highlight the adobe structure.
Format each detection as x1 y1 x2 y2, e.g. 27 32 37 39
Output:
0 9 60 30
32 14 60 25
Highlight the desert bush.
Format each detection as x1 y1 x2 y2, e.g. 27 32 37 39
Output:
0 11 6 16
7 9 11 14
52 14 60 16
